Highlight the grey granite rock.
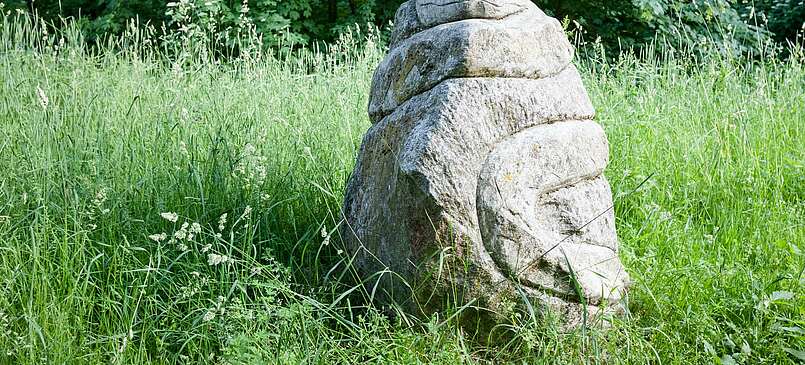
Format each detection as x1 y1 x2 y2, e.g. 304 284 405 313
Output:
342 0 629 336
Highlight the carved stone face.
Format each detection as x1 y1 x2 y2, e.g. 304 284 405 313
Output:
342 0 630 334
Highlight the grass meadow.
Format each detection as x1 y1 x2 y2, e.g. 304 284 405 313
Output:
0 12 803 365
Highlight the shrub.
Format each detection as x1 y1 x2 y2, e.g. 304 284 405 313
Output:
737 0 805 44
14 0 795 57
537 0 772 56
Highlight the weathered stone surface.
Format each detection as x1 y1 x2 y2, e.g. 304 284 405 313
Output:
389 1 421 48
477 121 628 305
390 0 536 48
371 6 573 122
416 0 533 27
342 0 629 335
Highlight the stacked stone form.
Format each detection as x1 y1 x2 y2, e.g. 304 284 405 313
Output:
342 0 630 331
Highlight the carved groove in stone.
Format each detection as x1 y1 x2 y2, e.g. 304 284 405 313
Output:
477 121 627 306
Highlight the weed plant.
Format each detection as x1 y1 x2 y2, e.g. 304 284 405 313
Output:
0 10 803 365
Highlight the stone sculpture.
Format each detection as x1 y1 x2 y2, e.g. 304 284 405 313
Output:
342 0 630 332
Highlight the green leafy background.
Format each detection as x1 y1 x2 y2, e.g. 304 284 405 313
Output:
4 0 804 52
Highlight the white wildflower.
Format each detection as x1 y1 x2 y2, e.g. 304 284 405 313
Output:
321 226 331 246
250 266 261 276
177 243 189 252
201 244 212 253
232 144 268 190
203 310 216 322
36 86 49 110
93 189 108 207
160 212 179 223
217 213 227 231
174 222 189 240
207 253 229 266
184 222 201 241
148 233 168 242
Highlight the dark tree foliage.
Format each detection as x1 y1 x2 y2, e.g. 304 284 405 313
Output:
536 0 779 55
737 0 805 44
13 0 803 51
6 0 166 41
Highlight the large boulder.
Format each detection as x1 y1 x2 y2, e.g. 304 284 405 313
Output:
342 0 630 334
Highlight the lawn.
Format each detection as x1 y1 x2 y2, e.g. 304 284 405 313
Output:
0 14 803 364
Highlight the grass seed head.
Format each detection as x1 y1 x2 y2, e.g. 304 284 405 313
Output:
36 86 49 110
149 233 168 242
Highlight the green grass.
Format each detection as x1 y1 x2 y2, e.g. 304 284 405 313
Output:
0 13 803 364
